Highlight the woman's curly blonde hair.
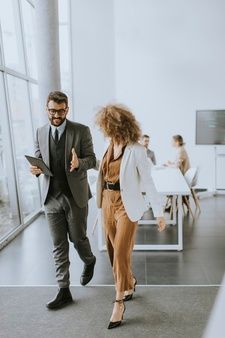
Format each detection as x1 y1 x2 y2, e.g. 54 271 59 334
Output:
95 104 142 144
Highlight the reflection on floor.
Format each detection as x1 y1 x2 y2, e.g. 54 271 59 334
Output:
0 200 19 238
0 196 224 286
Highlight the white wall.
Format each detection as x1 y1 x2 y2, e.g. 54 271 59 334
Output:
114 0 225 190
71 0 225 189
70 0 115 157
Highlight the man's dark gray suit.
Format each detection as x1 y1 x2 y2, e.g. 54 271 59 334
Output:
35 119 96 288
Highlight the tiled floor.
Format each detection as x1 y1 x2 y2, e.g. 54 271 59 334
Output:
0 196 224 286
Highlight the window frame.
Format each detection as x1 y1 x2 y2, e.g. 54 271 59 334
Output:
0 0 42 249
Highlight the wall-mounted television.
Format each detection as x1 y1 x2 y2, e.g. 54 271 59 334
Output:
196 110 225 145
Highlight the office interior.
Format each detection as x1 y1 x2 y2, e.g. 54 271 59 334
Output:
0 1 225 337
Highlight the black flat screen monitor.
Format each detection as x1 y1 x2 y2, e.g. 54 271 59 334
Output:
196 110 225 145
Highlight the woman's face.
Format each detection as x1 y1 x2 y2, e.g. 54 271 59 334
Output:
172 138 178 148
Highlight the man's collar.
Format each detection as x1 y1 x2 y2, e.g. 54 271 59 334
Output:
50 119 67 134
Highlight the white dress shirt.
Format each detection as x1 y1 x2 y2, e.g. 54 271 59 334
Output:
50 119 67 141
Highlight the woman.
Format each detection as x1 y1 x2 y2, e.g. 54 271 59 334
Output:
165 135 190 174
95 104 166 329
164 135 191 211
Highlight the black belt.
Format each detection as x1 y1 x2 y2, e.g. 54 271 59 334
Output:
104 181 120 191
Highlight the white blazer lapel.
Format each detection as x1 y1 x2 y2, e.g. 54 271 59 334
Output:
120 145 132 187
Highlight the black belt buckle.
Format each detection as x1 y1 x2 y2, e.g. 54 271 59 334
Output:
106 181 113 190
104 181 120 191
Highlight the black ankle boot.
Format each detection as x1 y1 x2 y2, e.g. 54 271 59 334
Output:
46 287 73 310
80 256 96 286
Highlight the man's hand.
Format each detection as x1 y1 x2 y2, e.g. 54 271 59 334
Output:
70 148 79 172
157 217 166 232
30 165 43 175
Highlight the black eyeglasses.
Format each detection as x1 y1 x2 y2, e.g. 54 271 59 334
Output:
47 108 67 116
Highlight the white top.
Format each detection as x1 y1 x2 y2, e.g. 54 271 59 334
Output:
50 119 67 140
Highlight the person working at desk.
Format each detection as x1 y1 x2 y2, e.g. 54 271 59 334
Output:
164 134 190 174
140 134 156 165
164 134 190 211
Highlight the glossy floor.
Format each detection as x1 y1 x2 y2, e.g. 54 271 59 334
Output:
0 196 224 286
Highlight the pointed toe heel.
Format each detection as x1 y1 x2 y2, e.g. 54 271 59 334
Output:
124 293 133 302
108 320 122 330
107 299 126 330
124 276 137 302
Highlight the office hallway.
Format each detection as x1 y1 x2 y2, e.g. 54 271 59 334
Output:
0 196 225 286
1 196 225 338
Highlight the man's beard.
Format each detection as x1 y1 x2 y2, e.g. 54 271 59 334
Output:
49 116 66 126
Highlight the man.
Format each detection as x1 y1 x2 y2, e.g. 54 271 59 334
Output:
30 91 96 309
141 134 156 165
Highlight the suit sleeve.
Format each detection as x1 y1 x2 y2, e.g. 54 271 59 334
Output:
152 152 156 165
34 129 42 159
135 146 164 217
76 126 96 172
34 129 42 177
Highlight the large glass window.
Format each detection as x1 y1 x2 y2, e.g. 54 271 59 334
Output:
0 39 3 65
0 0 26 73
21 0 38 79
30 83 46 130
0 72 20 239
0 0 42 244
7 75 41 218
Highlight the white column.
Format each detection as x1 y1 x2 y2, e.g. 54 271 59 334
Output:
35 0 61 119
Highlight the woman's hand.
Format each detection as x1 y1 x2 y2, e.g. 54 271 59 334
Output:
157 217 166 232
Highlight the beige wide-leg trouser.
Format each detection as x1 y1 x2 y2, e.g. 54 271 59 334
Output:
102 189 137 292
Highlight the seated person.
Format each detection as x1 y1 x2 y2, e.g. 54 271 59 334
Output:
164 135 190 211
164 135 190 175
141 134 156 165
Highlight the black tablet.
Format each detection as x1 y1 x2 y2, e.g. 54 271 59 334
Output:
25 155 53 176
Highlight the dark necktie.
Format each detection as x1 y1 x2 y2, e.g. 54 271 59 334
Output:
55 128 59 143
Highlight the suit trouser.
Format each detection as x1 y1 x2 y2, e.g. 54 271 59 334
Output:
102 190 137 292
44 192 94 288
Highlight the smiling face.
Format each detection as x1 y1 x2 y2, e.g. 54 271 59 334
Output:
47 100 69 126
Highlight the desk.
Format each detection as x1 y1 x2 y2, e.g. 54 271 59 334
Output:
136 167 190 251
94 167 190 252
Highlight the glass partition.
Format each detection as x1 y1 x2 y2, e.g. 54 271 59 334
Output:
0 71 20 239
21 0 38 79
0 0 26 73
7 75 41 218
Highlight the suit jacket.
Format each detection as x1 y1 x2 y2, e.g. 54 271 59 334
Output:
146 148 156 165
96 142 164 222
35 119 96 208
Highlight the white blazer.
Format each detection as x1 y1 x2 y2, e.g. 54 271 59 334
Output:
96 142 164 222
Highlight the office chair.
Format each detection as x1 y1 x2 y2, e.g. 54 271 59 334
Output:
184 167 201 212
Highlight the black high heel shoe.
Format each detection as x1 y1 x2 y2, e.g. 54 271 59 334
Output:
123 276 137 302
108 299 126 330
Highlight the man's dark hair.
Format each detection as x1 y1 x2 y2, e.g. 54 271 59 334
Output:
142 134 150 139
46 91 68 107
